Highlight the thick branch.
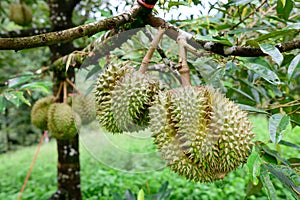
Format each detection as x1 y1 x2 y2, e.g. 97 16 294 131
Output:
0 27 52 38
0 4 142 50
146 15 300 57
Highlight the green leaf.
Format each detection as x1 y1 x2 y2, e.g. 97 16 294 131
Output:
288 54 300 80
276 0 293 21
247 63 281 85
20 81 52 94
269 114 290 144
279 140 300 151
259 44 283 66
8 76 33 88
4 91 31 107
238 104 268 114
264 164 300 200
122 51 143 60
246 179 263 198
261 145 290 165
227 87 255 102
195 35 233 46
247 149 262 185
260 165 277 200
254 29 297 43
0 95 6 114
137 189 144 200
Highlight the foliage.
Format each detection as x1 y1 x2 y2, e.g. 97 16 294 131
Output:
0 0 300 199
0 117 299 199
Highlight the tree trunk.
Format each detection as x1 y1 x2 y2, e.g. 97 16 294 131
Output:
47 0 82 199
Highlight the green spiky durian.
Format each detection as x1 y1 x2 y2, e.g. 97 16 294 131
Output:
71 93 96 125
149 86 254 182
94 65 161 133
111 71 161 132
48 103 81 140
31 96 55 130
94 65 132 133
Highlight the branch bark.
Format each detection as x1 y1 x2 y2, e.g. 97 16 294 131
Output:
0 27 52 38
0 4 142 50
146 15 300 57
2 1 300 57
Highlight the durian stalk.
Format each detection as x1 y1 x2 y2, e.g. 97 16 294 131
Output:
55 82 63 101
63 81 67 104
177 33 190 87
66 78 82 95
138 26 166 74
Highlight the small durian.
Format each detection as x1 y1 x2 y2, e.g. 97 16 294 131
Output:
94 65 161 133
71 93 96 125
9 3 32 26
149 86 254 182
48 103 81 140
94 65 132 133
111 71 161 132
31 96 55 130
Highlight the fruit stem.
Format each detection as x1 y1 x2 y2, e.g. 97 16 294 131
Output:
63 81 67 104
66 78 82 95
54 82 63 102
177 33 191 87
138 26 166 74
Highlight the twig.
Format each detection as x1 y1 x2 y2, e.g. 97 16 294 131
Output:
144 27 182 82
230 0 268 30
177 32 191 87
66 78 82 95
139 26 167 73
54 82 63 101
63 81 67 104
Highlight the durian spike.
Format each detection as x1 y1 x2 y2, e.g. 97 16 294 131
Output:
177 33 191 87
66 78 82 95
54 82 63 102
138 26 166 74
63 81 67 104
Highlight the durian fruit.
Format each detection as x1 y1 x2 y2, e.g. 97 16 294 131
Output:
70 93 96 125
94 65 161 133
94 65 132 133
31 96 55 130
48 103 81 140
111 71 161 132
149 86 254 182
9 3 32 26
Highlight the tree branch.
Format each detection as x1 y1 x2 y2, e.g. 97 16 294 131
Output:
0 4 143 50
0 27 52 38
146 15 300 57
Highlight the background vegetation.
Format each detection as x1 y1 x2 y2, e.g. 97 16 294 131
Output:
0 0 300 199
0 117 299 199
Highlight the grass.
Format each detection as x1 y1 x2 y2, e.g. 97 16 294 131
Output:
0 116 299 199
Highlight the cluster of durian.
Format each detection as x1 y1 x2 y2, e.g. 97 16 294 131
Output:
31 94 95 140
94 65 161 133
94 65 254 182
149 86 254 182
